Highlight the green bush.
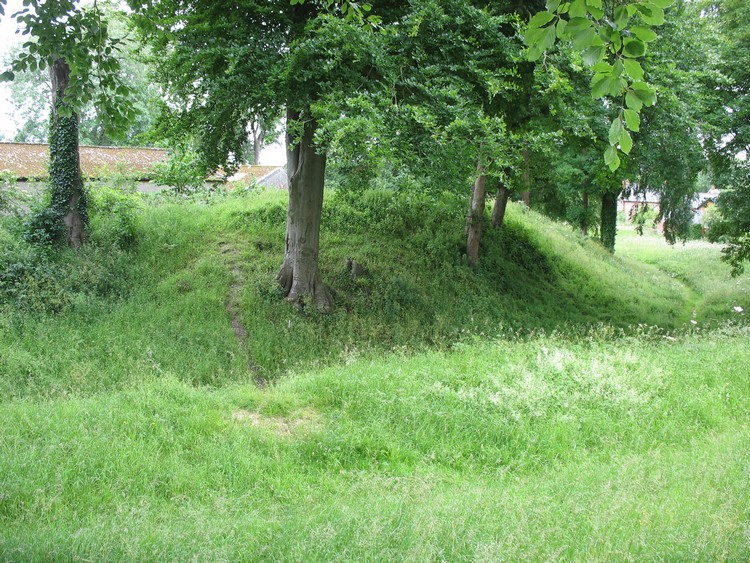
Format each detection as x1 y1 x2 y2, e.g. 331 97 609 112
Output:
88 184 143 249
0 170 29 218
22 204 67 246
1 203 139 315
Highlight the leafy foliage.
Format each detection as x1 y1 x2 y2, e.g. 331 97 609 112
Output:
709 161 750 275
0 0 137 136
0 170 29 217
524 0 673 170
2 6 161 146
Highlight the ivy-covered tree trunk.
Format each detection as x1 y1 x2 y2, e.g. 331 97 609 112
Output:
276 108 333 309
600 189 619 252
491 180 510 228
466 163 487 268
50 57 86 250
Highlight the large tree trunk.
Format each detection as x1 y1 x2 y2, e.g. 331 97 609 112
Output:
466 163 487 268
491 181 510 228
600 189 619 253
276 108 333 309
50 58 86 250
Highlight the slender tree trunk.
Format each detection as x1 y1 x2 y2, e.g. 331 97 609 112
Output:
466 162 487 268
581 191 589 237
50 58 86 250
276 107 333 309
521 147 531 207
491 181 510 228
252 122 264 165
600 189 619 253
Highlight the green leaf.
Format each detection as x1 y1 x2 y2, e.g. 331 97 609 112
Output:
604 145 616 165
620 128 633 154
630 26 658 42
626 90 643 111
586 0 602 7
525 46 543 61
572 26 597 50
591 73 610 98
608 152 621 171
612 60 624 78
604 145 621 170
609 117 625 145
649 0 674 8
608 76 627 97
632 81 657 105
556 19 568 39
0 71 15 82
528 10 555 29
614 5 629 29
637 3 665 26
623 59 644 80
581 45 605 66
587 5 604 18
624 108 641 132
611 31 622 51
622 38 647 58
636 90 657 106
569 0 587 18
591 62 612 73
524 26 547 46
541 24 557 50
546 0 561 10
565 17 592 33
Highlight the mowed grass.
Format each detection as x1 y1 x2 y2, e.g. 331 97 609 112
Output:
1 327 749 560
618 225 750 324
1 189 750 559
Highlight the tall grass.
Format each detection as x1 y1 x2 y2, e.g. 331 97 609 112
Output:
1 326 748 560
1 188 749 559
3 188 715 397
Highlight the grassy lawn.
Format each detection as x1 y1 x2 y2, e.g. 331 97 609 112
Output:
1 190 749 559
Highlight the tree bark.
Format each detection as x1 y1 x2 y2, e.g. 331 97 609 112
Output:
600 189 619 253
50 58 86 250
581 191 589 237
251 121 264 165
491 181 510 228
276 107 333 309
466 163 487 268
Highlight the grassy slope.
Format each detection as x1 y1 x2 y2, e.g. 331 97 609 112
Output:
2 190 723 398
1 190 749 559
618 225 750 324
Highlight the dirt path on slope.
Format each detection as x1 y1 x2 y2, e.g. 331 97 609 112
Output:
219 240 267 387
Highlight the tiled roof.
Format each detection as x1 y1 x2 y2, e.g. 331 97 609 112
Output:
227 165 282 184
0 142 167 180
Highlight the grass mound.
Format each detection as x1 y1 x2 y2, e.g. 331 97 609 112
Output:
2 188 747 399
2 187 749 559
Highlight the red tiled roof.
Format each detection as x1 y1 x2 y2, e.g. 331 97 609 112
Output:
0 142 167 180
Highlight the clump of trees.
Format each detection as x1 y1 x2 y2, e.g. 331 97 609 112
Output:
2 0 749 303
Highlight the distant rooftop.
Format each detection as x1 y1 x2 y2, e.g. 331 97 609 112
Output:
0 142 168 180
0 142 283 185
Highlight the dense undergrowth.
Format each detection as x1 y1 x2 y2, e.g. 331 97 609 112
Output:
1 184 749 559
